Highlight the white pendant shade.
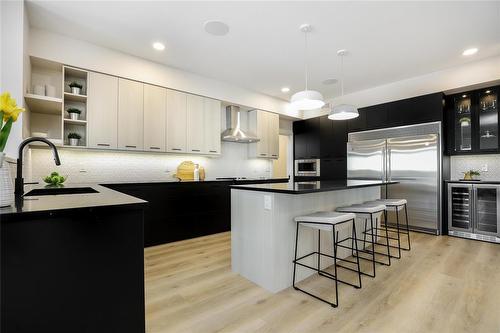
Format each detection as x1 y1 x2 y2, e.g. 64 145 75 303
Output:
290 24 325 111
290 90 325 110
328 103 359 120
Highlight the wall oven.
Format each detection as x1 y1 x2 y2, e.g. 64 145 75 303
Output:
448 183 500 243
294 159 320 177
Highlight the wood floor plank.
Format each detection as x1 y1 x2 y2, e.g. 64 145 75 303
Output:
145 231 500 333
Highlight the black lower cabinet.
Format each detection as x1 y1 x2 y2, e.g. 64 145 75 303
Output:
104 182 231 247
1 207 145 333
104 179 288 247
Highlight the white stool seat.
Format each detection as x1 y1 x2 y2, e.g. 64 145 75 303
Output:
373 198 407 206
294 211 356 231
336 203 386 214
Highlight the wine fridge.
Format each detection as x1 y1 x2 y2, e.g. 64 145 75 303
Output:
448 183 500 243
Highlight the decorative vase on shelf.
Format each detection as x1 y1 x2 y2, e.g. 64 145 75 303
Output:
0 153 14 207
70 112 79 120
71 87 80 95
69 138 79 146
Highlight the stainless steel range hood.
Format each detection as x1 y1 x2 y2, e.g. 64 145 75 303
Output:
221 106 260 143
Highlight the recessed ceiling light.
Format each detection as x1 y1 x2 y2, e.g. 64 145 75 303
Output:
322 78 338 85
204 21 229 36
486 90 491 94
462 94 467 98
462 47 478 56
152 42 165 51
281 87 290 93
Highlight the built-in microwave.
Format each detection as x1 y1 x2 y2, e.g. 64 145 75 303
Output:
295 159 321 177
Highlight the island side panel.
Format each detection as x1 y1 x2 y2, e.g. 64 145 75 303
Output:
231 187 380 293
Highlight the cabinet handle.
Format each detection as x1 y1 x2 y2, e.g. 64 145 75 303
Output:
125 145 137 148
97 143 110 147
191 149 201 152
272 154 278 157
150 146 161 150
209 150 218 153
260 153 267 156
171 148 182 151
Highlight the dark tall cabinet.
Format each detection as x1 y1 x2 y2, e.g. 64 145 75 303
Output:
447 86 499 155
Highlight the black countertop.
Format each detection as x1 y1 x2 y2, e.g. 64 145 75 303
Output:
230 180 398 194
0 184 147 218
0 178 289 218
445 180 500 184
101 177 289 186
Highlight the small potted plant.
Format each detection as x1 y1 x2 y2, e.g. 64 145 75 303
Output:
67 108 81 120
43 171 66 187
69 82 83 95
463 169 480 181
68 132 82 146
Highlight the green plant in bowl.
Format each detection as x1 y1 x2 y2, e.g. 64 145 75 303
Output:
43 171 66 187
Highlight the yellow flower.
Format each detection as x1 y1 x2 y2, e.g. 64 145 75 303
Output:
0 92 24 122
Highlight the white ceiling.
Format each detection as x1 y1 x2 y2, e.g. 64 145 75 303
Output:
27 1 500 102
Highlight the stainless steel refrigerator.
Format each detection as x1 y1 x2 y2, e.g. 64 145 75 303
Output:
347 122 442 234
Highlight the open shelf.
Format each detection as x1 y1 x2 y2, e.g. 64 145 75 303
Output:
64 92 87 102
24 94 63 115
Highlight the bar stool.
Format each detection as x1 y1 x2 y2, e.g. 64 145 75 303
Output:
336 203 391 278
365 199 411 259
293 211 361 307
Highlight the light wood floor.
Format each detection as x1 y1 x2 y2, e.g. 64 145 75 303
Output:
145 232 500 333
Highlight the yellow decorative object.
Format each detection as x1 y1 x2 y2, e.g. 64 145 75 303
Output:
176 161 206 181
0 92 24 122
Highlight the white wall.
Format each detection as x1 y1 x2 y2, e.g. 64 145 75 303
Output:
450 155 500 181
28 143 272 184
305 55 500 119
0 0 27 158
28 28 299 119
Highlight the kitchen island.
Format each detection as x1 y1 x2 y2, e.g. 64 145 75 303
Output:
230 180 397 293
0 184 147 333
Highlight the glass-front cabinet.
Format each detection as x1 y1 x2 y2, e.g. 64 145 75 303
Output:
454 94 472 152
478 89 499 151
449 86 499 154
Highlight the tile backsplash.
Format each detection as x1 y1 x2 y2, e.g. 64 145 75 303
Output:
27 142 273 184
450 154 500 181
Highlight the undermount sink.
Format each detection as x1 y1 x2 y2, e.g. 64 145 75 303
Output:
24 187 99 197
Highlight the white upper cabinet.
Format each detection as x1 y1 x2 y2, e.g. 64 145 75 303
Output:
204 98 221 155
88 72 118 149
186 94 205 153
118 79 144 150
166 89 187 153
144 84 166 152
268 112 279 158
249 110 279 159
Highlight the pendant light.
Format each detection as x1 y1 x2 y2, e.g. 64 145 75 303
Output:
328 50 359 120
290 24 325 111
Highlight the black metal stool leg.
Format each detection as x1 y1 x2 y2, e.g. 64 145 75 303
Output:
317 229 321 273
362 218 368 250
332 224 339 308
293 222 300 289
352 219 362 289
369 213 376 277
383 209 391 266
404 203 411 251
395 207 402 259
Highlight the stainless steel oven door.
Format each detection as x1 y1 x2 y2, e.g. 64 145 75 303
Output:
294 159 320 176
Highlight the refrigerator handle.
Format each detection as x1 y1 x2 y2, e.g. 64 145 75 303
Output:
382 145 386 182
386 147 391 182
